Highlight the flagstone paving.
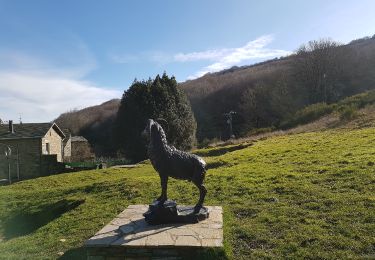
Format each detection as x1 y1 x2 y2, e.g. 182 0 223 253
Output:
85 205 223 258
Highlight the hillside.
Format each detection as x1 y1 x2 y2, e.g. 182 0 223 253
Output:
206 104 375 149
55 36 375 156
183 36 375 100
181 36 375 141
0 123 374 258
55 99 120 156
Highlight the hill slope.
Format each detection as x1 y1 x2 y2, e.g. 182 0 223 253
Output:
55 36 375 154
55 99 120 156
1 126 374 259
182 37 375 141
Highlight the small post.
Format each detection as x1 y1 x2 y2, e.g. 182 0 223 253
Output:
16 145 20 180
5 146 12 184
2 145 12 184
9 120 14 133
8 158 11 184
223 111 236 139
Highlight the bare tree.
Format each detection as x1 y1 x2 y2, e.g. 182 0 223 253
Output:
294 39 346 103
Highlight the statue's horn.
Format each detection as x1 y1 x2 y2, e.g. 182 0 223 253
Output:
155 118 169 131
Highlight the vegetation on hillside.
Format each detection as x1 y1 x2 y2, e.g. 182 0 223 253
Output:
280 90 375 129
55 99 120 156
55 36 375 156
0 127 374 259
113 73 196 162
182 37 375 141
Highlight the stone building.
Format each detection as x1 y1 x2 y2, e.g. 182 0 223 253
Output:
71 136 95 162
0 121 70 181
62 129 72 162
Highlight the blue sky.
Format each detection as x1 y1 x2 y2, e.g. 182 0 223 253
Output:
0 0 374 122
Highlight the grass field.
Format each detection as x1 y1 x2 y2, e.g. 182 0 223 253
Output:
0 128 374 259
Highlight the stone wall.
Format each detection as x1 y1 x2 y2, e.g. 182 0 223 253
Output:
71 141 95 162
63 136 71 162
41 155 65 176
0 153 16 181
42 128 63 162
0 138 41 180
0 137 66 181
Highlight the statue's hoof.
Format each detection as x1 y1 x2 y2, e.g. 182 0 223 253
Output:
144 203 209 224
193 205 202 214
150 199 175 209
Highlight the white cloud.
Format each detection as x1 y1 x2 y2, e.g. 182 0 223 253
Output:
110 35 291 80
180 35 292 79
174 49 230 62
0 49 120 123
0 72 121 123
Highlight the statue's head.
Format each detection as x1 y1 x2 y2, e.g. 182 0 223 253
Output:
142 118 168 143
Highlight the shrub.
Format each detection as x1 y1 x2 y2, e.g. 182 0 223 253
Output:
339 105 358 120
280 103 333 129
337 90 375 110
198 138 211 149
280 90 375 129
197 137 222 149
244 127 275 137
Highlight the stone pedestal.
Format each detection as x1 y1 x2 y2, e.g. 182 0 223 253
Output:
143 200 209 225
85 205 223 259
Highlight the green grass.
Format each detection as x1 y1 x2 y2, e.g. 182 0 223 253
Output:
0 128 375 259
66 158 131 169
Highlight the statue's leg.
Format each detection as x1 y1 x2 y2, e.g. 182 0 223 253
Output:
193 180 207 213
157 176 168 205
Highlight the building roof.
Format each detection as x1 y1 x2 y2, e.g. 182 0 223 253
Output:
71 136 88 142
62 128 71 137
0 123 66 140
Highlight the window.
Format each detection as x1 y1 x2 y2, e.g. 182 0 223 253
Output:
46 143 50 154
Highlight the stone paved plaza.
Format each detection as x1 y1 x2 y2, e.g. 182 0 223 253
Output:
85 205 223 259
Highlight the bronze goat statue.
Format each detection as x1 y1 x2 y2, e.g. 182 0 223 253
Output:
143 119 207 213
